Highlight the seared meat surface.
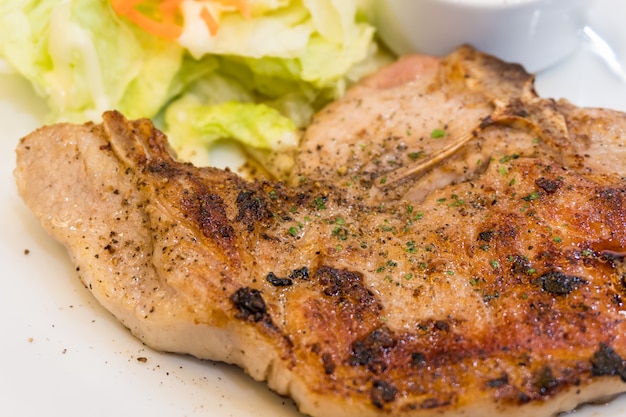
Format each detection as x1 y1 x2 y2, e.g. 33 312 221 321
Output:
14 47 626 417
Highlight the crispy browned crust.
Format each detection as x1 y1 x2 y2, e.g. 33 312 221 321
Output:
14 47 626 417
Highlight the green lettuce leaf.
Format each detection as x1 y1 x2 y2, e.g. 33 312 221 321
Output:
0 0 187 122
0 0 383 175
165 74 299 171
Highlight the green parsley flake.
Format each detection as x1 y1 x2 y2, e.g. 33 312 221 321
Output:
408 151 425 160
332 226 348 241
314 197 327 210
406 241 417 254
522 191 541 201
449 198 465 207
431 128 446 138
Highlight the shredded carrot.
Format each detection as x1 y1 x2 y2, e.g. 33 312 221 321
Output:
199 6 220 36
111 0 251 40
128 9 183 39
159 0 184 19
111 0 140 15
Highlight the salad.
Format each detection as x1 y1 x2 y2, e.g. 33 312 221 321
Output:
0 0 387 172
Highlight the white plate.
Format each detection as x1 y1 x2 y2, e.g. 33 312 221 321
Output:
1 1 626 415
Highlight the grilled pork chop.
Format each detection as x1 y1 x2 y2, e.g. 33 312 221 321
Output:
14 47 626 417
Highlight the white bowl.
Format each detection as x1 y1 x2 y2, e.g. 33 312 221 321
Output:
369 0 593 73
